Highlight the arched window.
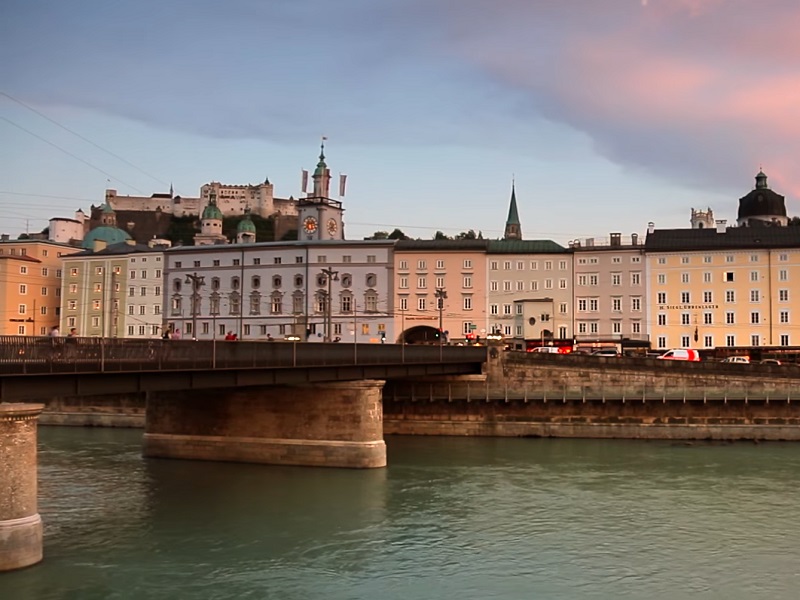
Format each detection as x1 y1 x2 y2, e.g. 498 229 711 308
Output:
340 292 353 313
249 291 261 315
252 276 261 289
365 273 377 288
173 278 182 293
364 290 378 312
294 275 304 288
341 273 352 288
211 277 220 291
273 275 282 288
271 291 283 314
231 276 240 290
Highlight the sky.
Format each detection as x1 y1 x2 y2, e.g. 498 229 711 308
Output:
1 0 799 245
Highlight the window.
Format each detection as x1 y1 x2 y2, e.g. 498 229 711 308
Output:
490 281 498 292
781 334 790 346
20 266 28 274
530 261 538 270
704 256 712 264
544 279 553 289
726 312 735 324
631 297 641 311
463 296 472 310
779 289 789 302
612 321 622 334
463 276 472 289
417 277 427 289
779 269 788 281
364 291 378 312
128 305 135 315
490 261 498 271
780 310 789 324
726 256 734 263
750 290 760 302
399 277 409 289
516 281 525 291
42 267 48 276
657 292 666 304
632 321 641 334
578 275 587 286
612 297 621 312
658 336 667 349
751 312 760 324
704 312 712 325
658 274 666 285
399 260 408 270
96 267 103 275
252 276 261 288
704 335 713 348
681 256 689 264
589 275 598 286
341 295 352 313
129 270 136 279
681 335 690 347
704 272 712 283
726 290 735 303
503 281 512 291
779 253 789 262
631 256 641 263
681 273 690 284
658 314 666 326
417 260 427 270
366 273 377 287
400 297 408 311
19 284 26 295
417 297 426 311
503 304 512 315
725 272 734 282
560 302 568 314
611 273 621 286
516 261 524 270
750 271 760 282
559 279 567 289
703 291 712 303
681 292 690 304
435 276 445 288
18 304 26 315
578 322 587 334
504 261 511 270
589 298 599 312
559 260 567 270
751 335 760 346
658 257 666 265
490 304 498 315
140 287 147 297
681 313 690 325
530 281 538 291
70 268 78 277
578 299 587 312
274 257 282 265
631 272 641 286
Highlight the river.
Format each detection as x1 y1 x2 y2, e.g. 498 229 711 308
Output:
4 427 800 599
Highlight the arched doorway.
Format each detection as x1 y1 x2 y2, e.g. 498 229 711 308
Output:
398 325 441 345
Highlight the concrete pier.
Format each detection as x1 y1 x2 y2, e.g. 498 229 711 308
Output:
0 403 44 571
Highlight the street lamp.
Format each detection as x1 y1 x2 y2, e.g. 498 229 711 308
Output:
434 287 447 345
185 272 205 341
320 267 339 342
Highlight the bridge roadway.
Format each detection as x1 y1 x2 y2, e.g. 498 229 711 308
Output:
0 336 487 402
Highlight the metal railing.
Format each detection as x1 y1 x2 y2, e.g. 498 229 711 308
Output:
0 336 488 375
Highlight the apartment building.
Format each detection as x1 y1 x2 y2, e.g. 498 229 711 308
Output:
645 225 800 350
394 240 488 344
61 241 167 338
164 240 395 342
571 233 647 349
0 238 80 336
486 240 572 349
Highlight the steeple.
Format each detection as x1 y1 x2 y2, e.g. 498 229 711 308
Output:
312 137 331 198
755 169 769 189
503 181 522 240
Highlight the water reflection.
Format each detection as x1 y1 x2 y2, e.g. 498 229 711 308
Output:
3 429 800 599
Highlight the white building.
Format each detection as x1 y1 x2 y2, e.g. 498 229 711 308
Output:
163 240 395 342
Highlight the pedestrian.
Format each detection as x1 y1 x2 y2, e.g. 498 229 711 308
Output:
266 333 274 342
225 331 235 341
162 329 171 340
172 329 181 340
68 328 78 337
49 325 60 337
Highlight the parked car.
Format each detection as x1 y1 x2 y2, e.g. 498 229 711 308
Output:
760 358 781 365
590 348 621 357
722 356 750 364
529 346 561 354
657 348 701 361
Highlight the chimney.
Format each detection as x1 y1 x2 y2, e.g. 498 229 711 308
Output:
715 219 727 234
631 232 639 245
1 234 9 242
610 233 621 247
585 238 594 247
573 239 581 248
647 222 655 234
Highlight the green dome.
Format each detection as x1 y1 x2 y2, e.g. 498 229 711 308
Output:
82 226 132 249
237 215 256 233
202 202 223 220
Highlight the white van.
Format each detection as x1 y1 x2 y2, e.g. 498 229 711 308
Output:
530 346 561 354
657 348 701 362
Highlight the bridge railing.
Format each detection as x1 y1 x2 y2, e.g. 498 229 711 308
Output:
0 336 487 375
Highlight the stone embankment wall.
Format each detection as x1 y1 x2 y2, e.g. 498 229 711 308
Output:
383 351 800 440
39 393 146 428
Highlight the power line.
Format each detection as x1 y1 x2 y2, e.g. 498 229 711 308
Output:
0 116 146 194
1 91 170 188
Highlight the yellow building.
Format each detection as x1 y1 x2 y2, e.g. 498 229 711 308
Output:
645 225 800 351
0 238 81 336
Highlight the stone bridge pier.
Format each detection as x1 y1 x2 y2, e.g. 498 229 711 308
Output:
143 380 386 468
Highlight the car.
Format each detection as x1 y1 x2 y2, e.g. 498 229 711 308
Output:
760 358 782 365
722 356 750 364
657 348 701 361
590 348 621 357
529 346 561 354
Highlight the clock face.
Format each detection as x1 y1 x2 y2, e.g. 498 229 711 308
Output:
327 218 338 235
303 216 318 233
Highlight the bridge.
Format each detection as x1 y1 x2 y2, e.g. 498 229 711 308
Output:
0 336 486 469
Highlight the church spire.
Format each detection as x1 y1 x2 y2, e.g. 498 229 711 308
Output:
503 180 522 240
312 136 331 198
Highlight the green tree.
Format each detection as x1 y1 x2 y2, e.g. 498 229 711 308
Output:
455 230 477 240
433 231 451 240
387 228 410 240
364 231 389 240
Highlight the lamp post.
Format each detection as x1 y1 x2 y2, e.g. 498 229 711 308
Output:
320 267 339 342
434 287 447 345
185 272 205 341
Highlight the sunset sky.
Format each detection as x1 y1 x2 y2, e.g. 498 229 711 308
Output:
2 0 798 243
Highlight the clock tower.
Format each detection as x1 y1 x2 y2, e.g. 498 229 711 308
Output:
297 139 345 241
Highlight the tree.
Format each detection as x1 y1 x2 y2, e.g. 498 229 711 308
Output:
387 228 410 240
455 230 477 240
789 216 800 226
364 231 389 240
433 231 451 240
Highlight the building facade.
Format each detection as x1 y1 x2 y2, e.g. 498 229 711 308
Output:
164 240 395 342
61 241 166 338
571 233 647 350
0 238 80 336
645 226 800 351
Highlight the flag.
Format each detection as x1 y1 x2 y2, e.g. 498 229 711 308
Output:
322 135 328 141
339 173 347 197
301 169 309 193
